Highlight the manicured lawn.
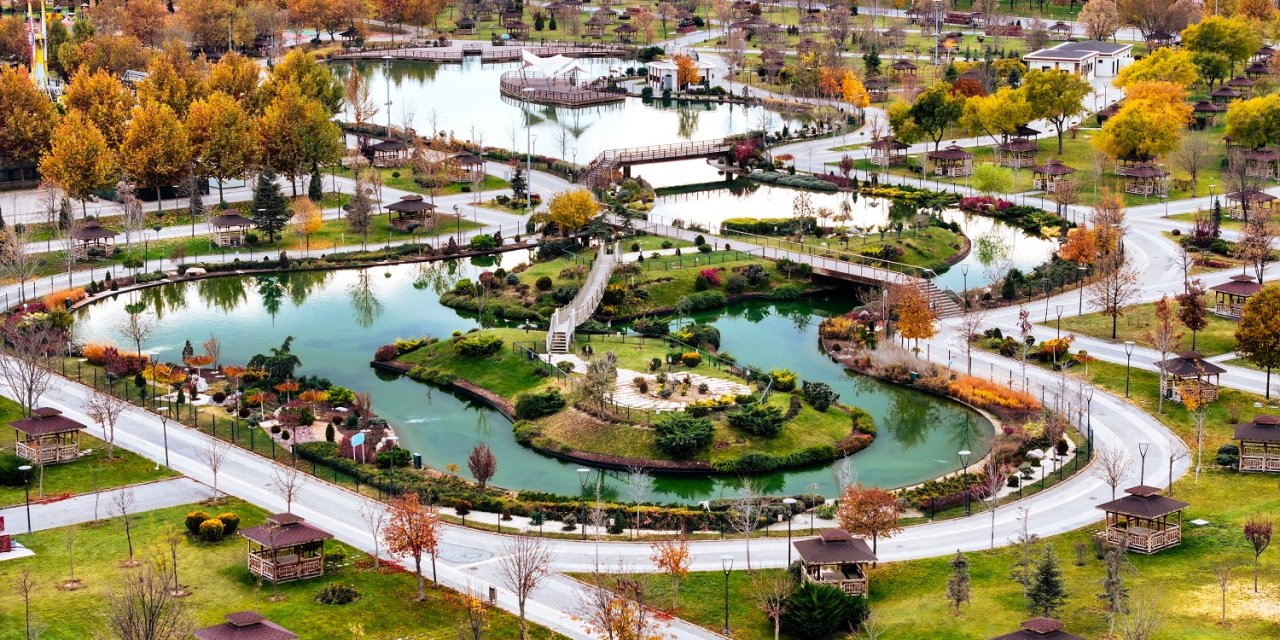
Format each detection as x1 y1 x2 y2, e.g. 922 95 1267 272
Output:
726 226 965 274
1048 301 1241 357
398 328 551 398
0 500 556 640
335 165 508 196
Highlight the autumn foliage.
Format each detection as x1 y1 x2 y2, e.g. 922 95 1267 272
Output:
42 288 87 310
949 375 1041 413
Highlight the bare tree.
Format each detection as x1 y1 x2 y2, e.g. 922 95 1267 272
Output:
162 525 185 597
977 456 1006 550
955 305 989 375
65 526 80 589
202 335 221 368
112 488 138 565
84 387 130 459
0 324 61 414
105 562 193 640
89 463 104 523
455 585 491 640
495 535 553 640
1093 444 1131 501
0 225 40 302
117 311 157 356
626 466 653 538
270 463 308 513
753 570 794 640
200 437 232 500
1117 592 1164 640
727 479 763 570
1143 295 1184 415
19 568 36 640
1235 216 1276 284
1211 560 1238 625
1087 257 1143 339
359 501 388 569
1170 133 1211 197
577 565 663 640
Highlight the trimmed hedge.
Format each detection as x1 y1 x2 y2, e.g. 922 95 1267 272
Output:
721 217 818 236
747 170 840 191
514 388 567 420
454 333 503 356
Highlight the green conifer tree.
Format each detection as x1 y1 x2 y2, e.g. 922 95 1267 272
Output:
251 171 290 243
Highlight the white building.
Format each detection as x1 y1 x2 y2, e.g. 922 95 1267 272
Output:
1024 41 1133 78
646 58 718 91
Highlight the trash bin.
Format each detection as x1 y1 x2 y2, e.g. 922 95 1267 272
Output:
488 586 497 604
412 453 422 469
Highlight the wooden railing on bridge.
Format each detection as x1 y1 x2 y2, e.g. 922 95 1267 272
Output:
333 41 634 62
578 139 736 188
498 76 626 107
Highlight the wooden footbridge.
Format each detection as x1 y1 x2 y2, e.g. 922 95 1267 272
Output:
578 139 737 189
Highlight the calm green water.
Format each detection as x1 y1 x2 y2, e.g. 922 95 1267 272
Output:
72 260 991 502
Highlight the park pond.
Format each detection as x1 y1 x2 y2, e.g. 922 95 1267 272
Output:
331 57 799 183
650 183 1060 292
72 259 993 502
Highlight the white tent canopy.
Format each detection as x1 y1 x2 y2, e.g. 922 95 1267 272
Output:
519 50 588 80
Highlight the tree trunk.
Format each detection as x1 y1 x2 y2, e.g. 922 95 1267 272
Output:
518 602 529 640
1268 367 1272 399
1111 313 1118 339
431 554 437 585
413 554 425 601
1057 128 1064 154
673 577 679 610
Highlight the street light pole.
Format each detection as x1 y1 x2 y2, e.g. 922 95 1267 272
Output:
720 555 734 635
1055 304 1063 338
1123 341 1135 397
577 468 590 540
521 87 537 216
806 482 819 534
1077 265 1087 315
19 465 32 533
382 55 394 139
957 450 972 515
1138 442 1150 485
782 497 797 564
959 263 969 307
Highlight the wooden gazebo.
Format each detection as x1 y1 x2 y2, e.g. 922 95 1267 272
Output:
211 211 254 247
194 611 297 640
585 13 609 38
240 513 333 583
869 137 909 166
1224 189 1275 220
995 132 1038 168
369 139 409 166
1097 485 1189 554
614 23 637 43
889 59 918 80
927 145 973 177
1116 163 1168 196
1210 274 1263 318
1236 414 1280 473
387 194 436 230
1227 76 1256 97
1254 44 1276 63
992 617 1086 640
11 408 85 465
799 12 822 33
864 76 889 103
1031 158 1075 193
1192 100 1227 129
792 529 876 596
450 152 486 183
455 17 477 35
1210 86 1241 105
505 21 529 39
1243 147 1280 180
1048 21 1071 38
1147 31 1177 49
1246 61 1271 79
71 221 119 255
1155 350 1225 403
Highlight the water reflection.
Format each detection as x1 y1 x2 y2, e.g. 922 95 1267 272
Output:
348 271 384 328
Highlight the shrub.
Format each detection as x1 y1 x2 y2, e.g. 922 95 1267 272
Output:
819 316 855 340
468 234 498 250
556 360 575 373
694 275 710 291
769 368 798 392
376 446 412 468
653 413 715 458
535 275 554 291
198 518 226 542
725 275 747 294
726 404 786 437
601 283 627 305
684 290 728 311
1217 443 1240 467
185 511 211 536
0 454 26 486
697 243 712 253
694 234 705 246
373 345 400 362
781 581 869 638
454 333 503 356
633 318 670 336
83 343 113 365
215 512 240 535
211 391 227 403
769 284 804 300
802 381 839 412
699 268 720 286
515 388 567 419
43 287 86 310
949 375 1040 412
317 583 361 605
681 352 702 367
744 263 768 286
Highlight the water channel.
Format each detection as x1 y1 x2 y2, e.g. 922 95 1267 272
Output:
73 257 993 502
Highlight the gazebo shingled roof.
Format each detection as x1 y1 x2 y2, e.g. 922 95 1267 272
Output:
928 145 973 161
889 59 918 71
1227 76 1256 88
1212 273 1264 297
1226 189 1276 204
1210 86 1241 99
991 617 1087 640
1032 159 1075 176
869 137 909 150
614 23 638 33
1244 147 1280 162
452 152 485 166
370 139 409 153
71 220 118 241
1235 414 1280 443
793 528 878 565
239 513 334 548
1156 350 1227 377
1193 99 1227 113
193 612 298 640
1096 485 1189 520
211 211 254 229
10 408 86 436
387 195 437 214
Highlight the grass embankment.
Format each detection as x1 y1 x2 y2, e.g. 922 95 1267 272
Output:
0 500 555 639
588 354 1280 639
1048 301 1241 357
723 225 966 274
334 165 508 195
0 396 175 507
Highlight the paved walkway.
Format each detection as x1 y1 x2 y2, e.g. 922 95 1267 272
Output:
546 352 749 411
0 477 205 534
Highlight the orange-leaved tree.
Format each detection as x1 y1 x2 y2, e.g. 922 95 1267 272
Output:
650 535 691 610
890 284 936 352
1058 225 1099 266
836 482 903 554
384 493 442 600
674 54 701 89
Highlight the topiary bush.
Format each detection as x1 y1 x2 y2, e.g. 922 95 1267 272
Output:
515 388 567 419
198 518 226 542
653 413 715 458
535 275 554 291
681 352 702 367
454 333 503 356
726 403 786 437
215 512 240 535
769 368 798 392
780 581 869 639
185 511 211 536
316 583 361 605
801 380 839 412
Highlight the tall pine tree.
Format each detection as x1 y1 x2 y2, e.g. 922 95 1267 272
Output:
308 163 323 202
251 171 289 243
1026 547 1068 617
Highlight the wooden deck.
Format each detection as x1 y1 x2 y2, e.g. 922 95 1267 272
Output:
499 76 625 107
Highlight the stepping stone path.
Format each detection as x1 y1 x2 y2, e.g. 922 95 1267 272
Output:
544 354 750 412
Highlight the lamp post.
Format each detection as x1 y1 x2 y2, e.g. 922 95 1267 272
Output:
577 468 590 540
782 497 797 564
959 263 969 307
382 56 394 139
1138 442 1150 485
720 554 734 635
452 204 462 246
1077 265 1087 315
521 86 537 216
1084 385 1095 456
1055 304 1063 338
19 464 32 533
807 482 819 534
957 449 972 515
1123 341 1135 397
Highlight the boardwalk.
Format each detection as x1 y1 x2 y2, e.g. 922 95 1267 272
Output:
546 242 621 353
579 139 736 188
332 41 632 63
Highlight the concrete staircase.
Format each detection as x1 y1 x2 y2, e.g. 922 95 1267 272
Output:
916 279 963 319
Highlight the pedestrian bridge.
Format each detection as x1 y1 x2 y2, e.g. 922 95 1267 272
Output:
578 139 737 189
546 241 621 353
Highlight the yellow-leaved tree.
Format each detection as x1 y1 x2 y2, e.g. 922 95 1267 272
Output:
290 198 324 250
545 189 598 235
1093 81 1190 163
119 100 190 215
188 91 257 204
891 284 937 351
673 54 701 89
1113 47 1198 89
842 72 870 110
40 112 116 218
62 67 134 149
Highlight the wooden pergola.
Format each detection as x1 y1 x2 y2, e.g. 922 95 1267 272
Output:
387 194 436 231
927 145 973 177
1242 147 1280 180
1254 44 1276 63
1246 61 1271 79
864 76 889 103
1227 76 1256 97
1224 188 1275 221
194 611 298 640
240 513 333 583
1210 274 1262 319
11 408 86 465
1031 158 1076 193
995 126 1039 168
1210 86 1241 105
869 137 909 166
369 139 409 167
889 59 917 81
992 617 1086 640
71 221 119 255
585 13 608 38
1097 485 1189 554
1048 21 1071 38
1155 350 1225 404
614 23 637 43
455 17 477 35
450 152 486 183
505 21 529 39
792 529 877 597
210 211 255 247
1236 414 1280 473
799 12 822 33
